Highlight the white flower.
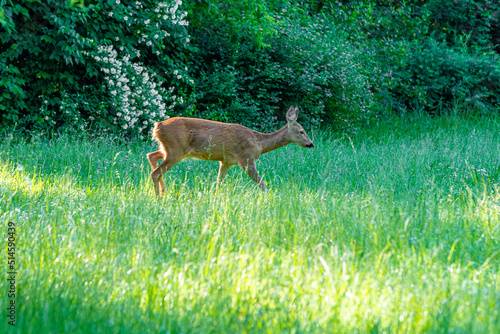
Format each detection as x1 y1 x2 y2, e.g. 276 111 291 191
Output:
109 12 114 17
177 75 181 80
154 34 159 39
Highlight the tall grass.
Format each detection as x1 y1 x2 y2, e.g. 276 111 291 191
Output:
1 115 499 333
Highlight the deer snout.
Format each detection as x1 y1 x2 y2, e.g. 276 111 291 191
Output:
306 142 314 148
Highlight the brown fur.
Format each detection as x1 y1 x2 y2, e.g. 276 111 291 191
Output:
147 106 314 196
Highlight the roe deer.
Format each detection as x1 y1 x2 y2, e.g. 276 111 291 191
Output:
147 106 314 196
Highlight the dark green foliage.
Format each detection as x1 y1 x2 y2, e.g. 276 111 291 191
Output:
390 39 500 114
186 0 279 48
326 0 500 116
1 0 499 135
336 0 500 51
0 0 191 134
189 14 374 131
425 0 500 52
0 0 94 129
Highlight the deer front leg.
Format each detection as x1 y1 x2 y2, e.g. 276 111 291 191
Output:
238 159 267 191
217 162 234 190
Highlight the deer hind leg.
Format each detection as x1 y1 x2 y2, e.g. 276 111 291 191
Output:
147 150 166 194
151 154 181 197
238 159 267 191
147 150 164 170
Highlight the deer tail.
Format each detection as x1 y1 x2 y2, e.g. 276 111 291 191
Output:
152 122 160 141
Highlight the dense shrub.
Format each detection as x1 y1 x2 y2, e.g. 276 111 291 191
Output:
334 0 500 52
0 0 192 135
189 12 375 131
1 0 499 135
1 0 375 134
324 0 500 116
425 0 500 52
389 39 500 114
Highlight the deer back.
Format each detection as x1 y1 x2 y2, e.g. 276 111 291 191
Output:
153 117 260 163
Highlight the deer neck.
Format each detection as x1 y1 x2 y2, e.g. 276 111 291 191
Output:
256 125 291 154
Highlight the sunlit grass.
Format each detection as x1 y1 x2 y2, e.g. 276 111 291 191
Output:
1 115 499 333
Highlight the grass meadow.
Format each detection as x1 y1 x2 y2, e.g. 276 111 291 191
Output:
1 115 499 333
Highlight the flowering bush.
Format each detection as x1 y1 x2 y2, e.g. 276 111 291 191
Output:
0 0 193 135
85 0 193 134
86 44 169 133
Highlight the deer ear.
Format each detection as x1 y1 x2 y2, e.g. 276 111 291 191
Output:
286 106 298 123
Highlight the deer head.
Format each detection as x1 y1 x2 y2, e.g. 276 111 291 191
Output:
286 106 314 148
